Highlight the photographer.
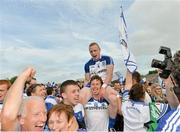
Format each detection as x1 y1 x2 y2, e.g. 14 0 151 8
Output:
155 50 180 131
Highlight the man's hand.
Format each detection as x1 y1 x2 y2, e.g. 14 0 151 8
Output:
20 67 36 82
160 75 175 90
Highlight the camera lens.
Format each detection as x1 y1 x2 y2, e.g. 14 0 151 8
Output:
151 59 166 69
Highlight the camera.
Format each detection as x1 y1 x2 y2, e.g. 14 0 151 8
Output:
151 46 173 79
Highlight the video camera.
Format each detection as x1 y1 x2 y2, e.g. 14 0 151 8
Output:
151 46 173 79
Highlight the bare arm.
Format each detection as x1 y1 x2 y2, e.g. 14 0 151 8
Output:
102 87 118 118
125 69 132 90
164 76 179 108
104 64 114 85
79 87 92 105
108 95 118 118
1 67 35 131
84 73 91 86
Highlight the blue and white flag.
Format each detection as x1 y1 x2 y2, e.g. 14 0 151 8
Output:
119 6 137 73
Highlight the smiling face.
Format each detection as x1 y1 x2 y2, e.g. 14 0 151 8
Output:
20 98 47 131
32 85 47 98
89 44 101 60
90 79 102 96
114 83 123 92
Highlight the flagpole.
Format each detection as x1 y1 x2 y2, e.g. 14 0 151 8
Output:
118 1 138 73
121 0 123 11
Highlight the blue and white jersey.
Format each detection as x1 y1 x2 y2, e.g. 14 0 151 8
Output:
45 95 57 111
122 90 170 132
84 97 109 131
156 104 180 132
84 55 114 81
73 103 86 130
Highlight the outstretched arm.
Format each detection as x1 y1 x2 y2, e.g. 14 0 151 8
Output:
1 67 35 131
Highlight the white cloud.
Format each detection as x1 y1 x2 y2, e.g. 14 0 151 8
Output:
128 0 180 51
124 0 180 74
65 0 114 16
1 0 179 82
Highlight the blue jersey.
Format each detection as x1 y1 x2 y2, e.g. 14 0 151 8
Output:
84 55 114 81
156 104 180 132
45 95 57 111
73 103 86 130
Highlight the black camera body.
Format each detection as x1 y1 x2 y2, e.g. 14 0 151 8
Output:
151 46 173 79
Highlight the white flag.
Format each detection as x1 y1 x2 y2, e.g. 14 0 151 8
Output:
119 6 137 73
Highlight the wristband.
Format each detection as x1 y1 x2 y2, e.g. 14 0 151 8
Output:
102 83 107 89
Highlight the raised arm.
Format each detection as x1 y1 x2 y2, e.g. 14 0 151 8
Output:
84 73 91 86
124 69 133 90
1 67 35 131
104 64 114 85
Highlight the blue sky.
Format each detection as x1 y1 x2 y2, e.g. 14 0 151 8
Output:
0 0 180 83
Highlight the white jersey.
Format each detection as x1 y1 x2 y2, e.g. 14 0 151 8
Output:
84 97 109 131
122 90 150 132
84 55 114 82
122 90 170 132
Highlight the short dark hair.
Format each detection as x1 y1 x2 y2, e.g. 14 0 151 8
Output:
112 80 120 86
90 75 103 86
46 87 54 95
129 83 145 101
26 84 44 96
132 71 141 83
60 80 79 94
